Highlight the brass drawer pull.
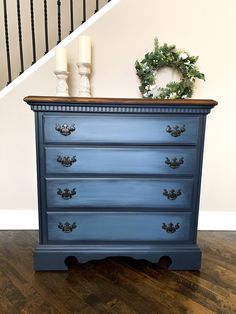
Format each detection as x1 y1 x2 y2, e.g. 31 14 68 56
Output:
165 157 184 169
55 123 76 136
162 222 180 233
58 222 77 233
163 189 181 200
57 155 77 167
166 125 186 137
57 188 76 200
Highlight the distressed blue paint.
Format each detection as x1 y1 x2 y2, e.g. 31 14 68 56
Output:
45 147 197 175
47 212 191 242
46 178 193 209
24 97 217 271
44 115 199 144
33 244 202 271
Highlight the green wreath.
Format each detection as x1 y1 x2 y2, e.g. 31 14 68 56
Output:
135 39 205 99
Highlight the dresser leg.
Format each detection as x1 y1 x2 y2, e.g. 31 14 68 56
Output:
34 249 69 271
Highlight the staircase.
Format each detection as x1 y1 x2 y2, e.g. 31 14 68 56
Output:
0 0 111 91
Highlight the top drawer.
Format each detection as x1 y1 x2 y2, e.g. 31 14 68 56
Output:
43 115 199 145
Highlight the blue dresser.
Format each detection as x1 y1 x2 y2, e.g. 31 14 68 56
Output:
24 96 217 271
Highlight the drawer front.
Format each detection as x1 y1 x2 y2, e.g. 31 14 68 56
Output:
43 115 199 144
46 179 193 209
45 147 197 175
47 212 192 242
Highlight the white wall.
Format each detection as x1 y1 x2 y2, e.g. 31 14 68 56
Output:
0 0 235 222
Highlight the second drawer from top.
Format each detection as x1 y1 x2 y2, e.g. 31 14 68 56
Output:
45 147 197 176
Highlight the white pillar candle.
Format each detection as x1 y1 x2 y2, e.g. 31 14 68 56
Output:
78 36 91 64
55 47 67 72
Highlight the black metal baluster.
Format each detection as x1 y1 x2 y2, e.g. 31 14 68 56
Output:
44 0 49 54
30 0 36 64
82 0 86 24
57 0 62 44
69 0 74 34
17 0 24 75
3 0 12 85
2 0 109 89
95 0 99 13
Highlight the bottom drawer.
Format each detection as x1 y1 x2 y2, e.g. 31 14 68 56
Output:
47 212 192 242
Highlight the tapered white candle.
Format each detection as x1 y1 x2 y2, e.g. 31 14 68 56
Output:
78 36 91 64
55 47 67 72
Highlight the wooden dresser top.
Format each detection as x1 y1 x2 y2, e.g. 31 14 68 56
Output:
24 96 217 107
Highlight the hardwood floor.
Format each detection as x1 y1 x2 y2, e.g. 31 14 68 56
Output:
0 231 235 314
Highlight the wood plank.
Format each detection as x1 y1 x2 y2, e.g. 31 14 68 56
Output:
0 231 235 314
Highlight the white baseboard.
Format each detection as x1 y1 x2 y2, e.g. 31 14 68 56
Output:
0 210 235 230
0 210 39 230
198 211 236 230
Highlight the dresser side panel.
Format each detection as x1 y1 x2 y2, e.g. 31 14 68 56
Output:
35 112 48 244
192 115 207 242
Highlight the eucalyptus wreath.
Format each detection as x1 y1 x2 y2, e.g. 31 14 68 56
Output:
135 39 205 99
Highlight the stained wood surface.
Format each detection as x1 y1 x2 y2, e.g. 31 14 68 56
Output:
0 231 235 313
24 96 218 106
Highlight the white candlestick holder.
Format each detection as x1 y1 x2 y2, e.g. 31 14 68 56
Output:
54 70 69 97
77 62 91 97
